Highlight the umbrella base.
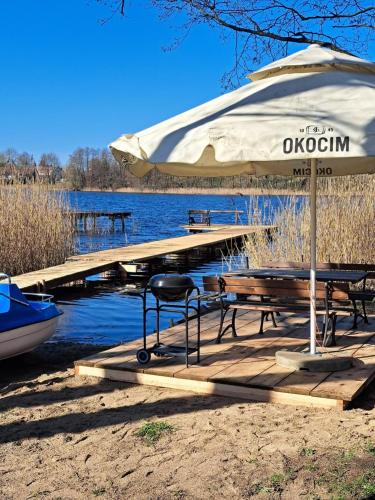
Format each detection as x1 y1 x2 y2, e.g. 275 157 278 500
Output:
276 350 352 372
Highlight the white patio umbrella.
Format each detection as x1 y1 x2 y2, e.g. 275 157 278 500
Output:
110 44 375 358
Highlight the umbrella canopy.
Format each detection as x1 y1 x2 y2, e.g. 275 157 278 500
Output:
110 45 375 359
110 45 375 178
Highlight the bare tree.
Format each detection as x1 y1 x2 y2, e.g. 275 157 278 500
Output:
65 148 95 190
16 152 36 167
39 152 61 169
40 152 63 183
101 0 374 86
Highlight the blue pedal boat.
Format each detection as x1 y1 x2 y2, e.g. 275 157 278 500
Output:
0 273 62 361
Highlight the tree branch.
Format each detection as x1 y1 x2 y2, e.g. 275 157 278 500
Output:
190 2 343 51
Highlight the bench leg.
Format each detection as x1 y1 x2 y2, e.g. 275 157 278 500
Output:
323 313 337 347
271 312 277 328
264 312 277 327
231 308 238 338
362 300 369 324
217 309 238 342
352 300 358 329
216 307 229 344
259 311 265 335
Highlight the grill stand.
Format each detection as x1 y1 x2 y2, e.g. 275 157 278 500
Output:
122 283 203 367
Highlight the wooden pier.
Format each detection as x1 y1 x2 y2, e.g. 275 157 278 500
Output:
8 225 272 292
70 210 131 233
75 310 375 410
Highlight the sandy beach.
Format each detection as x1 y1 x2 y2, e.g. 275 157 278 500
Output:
0 342 374 500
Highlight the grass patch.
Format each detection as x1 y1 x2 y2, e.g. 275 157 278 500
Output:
300 447 316 457
269 473 285 491
330 471 375 500
365 441 375 457
136 421 174 444
340 449 357 463
245 447 374 499
304 462 319 472
92 488 106 497
248 471 290 495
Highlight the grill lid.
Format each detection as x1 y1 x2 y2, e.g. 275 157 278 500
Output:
149 274 195 302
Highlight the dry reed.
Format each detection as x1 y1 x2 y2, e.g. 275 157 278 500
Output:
245 175 375 267
0 185 75 276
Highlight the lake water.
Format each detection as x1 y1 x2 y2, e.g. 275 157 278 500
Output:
54 192 293 345
68 191 281 253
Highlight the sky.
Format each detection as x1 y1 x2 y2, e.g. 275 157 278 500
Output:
0 1 374 165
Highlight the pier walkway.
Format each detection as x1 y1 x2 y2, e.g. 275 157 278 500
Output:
9 225 273 291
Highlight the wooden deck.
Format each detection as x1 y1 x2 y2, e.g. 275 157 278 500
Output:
8 226 271 291
75 310 375 410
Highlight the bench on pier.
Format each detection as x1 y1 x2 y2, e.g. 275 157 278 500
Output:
188 209 244 226
261 261 375 326
203 276 353 347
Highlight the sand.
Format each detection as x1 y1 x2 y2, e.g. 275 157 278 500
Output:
0 343 374 500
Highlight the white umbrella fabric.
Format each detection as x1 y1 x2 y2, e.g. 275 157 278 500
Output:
110 44 375 357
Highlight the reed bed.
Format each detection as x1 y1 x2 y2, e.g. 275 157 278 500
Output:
0 185 75 276
245 175 375 267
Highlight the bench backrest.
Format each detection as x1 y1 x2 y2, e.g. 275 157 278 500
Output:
203 276 349 301
261 261 375 279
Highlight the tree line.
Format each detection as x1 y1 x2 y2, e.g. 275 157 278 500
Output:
0 146 305 191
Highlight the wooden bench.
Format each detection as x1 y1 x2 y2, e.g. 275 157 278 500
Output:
203 276 352 347
261 261 375 326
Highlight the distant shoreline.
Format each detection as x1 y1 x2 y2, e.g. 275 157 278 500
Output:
80 187 307 196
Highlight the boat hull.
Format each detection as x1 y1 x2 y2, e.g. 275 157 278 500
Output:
0 316 59 361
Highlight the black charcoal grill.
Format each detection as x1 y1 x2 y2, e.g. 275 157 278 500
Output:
134 274 201 367
149 274 195 302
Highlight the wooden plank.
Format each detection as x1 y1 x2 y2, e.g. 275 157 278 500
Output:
310 335 375 401
247 363 295 388
210 359 279 385
75 364 345 409
220 277 326 289
260 261 375 273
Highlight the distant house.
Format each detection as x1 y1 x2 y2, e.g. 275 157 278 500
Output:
18 165 39 183
0 161 63 184
37 164 54 182
0 160 17 183
0 161 39 184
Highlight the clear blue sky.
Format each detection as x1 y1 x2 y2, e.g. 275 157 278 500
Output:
0 1 373 165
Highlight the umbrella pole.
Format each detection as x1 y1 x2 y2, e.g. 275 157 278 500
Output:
310 159 317 355
277 159 354 371
277 158 353 371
